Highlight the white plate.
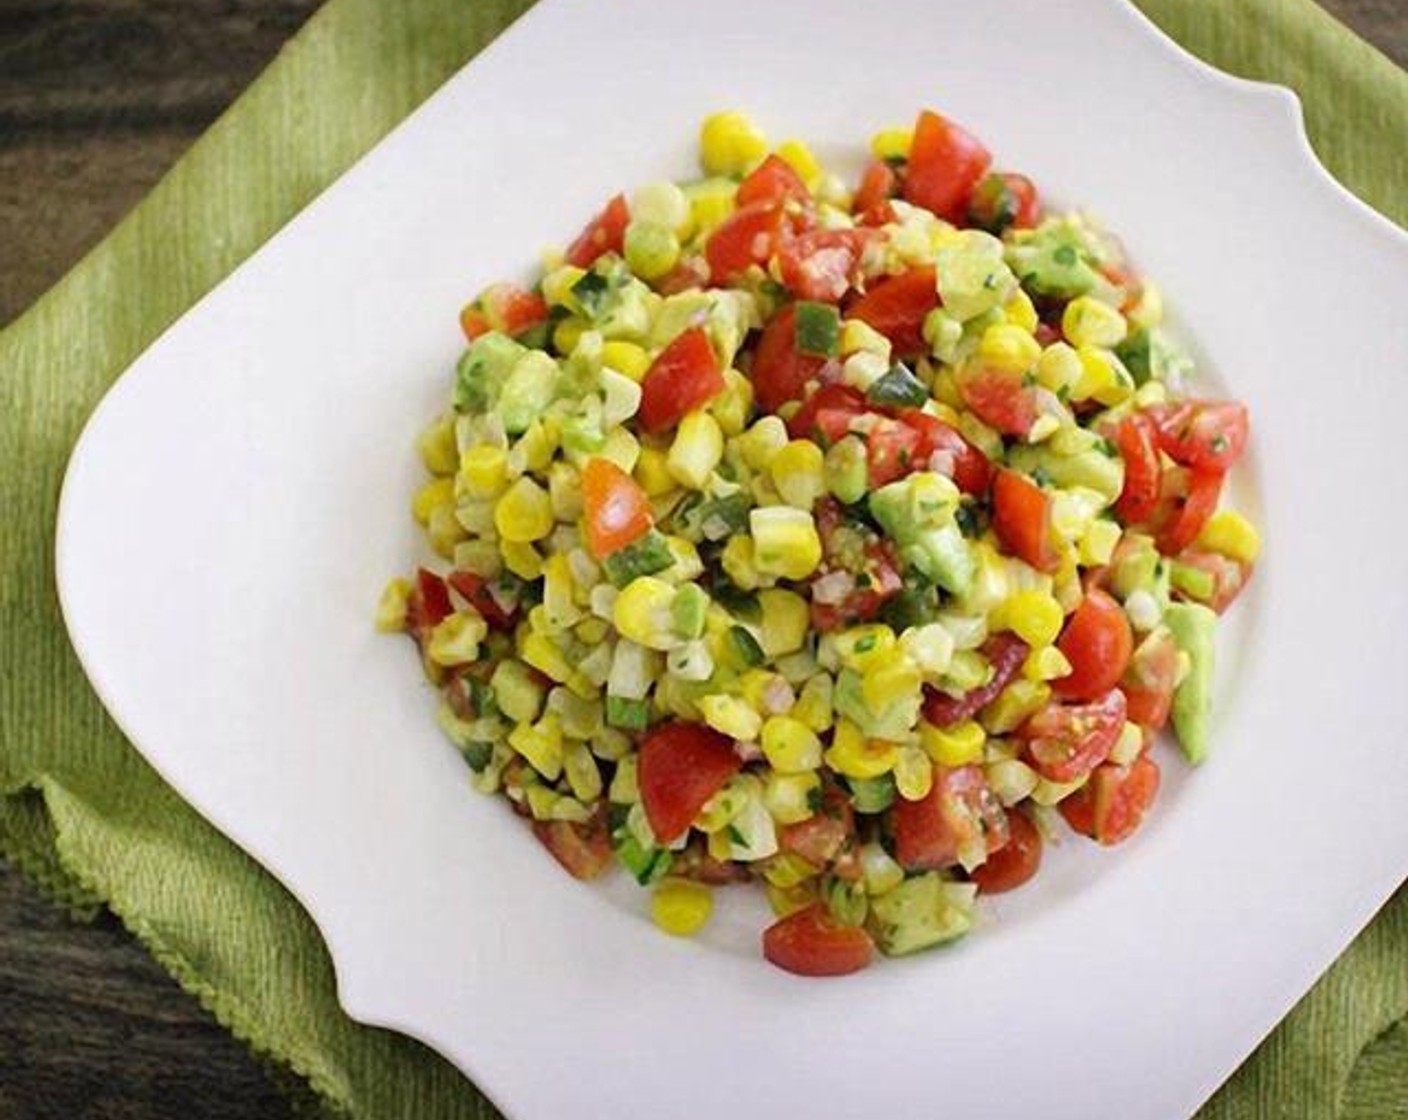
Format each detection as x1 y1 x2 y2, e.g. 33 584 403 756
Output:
56 1 1408 1117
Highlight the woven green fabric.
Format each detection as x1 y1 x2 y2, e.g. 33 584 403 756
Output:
0 0 1402 1116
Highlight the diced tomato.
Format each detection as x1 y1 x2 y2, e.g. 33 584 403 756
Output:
637 721 742 844
922 632 1030 727
845 267 939 357
778 786 855 868
1054 589 1134 701
532 809 614 880
752 305 829 414
1173 549 1251 613
736 153 811 208
565 193 630 268
1149 467 1224 555
853 159 898 216
405 568 453 636
581 457 653 559
446 571 517 631
655 255 711 295
902 109 992 222
458 306 491 341
777 228 875 303
966 172 1042 234
1062 755 1161 845
477 282 549 338
1145 401 1250 472
898 409 991 496
866 417 923 486
992 468 1059 573
971 808 1042 894
786 382 865 443
810 499 904 632
1119 626 1181 730
637 327 725 432
1020 689 1127 783
891 765 1009 871
1006 173 1042 228
959 366 1039 439
704 201 789 285
762 904 875 977
1113 413 1162 525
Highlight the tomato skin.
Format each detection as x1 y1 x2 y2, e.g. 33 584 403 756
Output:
477 283 549 338
762 904 875 977
737 153 811 208
966 172 1042 234
1145 401 1249 472
778 228 874 303
565 193 630 268
446 571 517 631
1113 413 1162 525
903 109 993 222
853 159 898 216
1174 548 1251 613
866 417 923 486
1151 467 1224 555
459 306 492 341
637 722 742 844
1054 589 1134 701
778 785 855 867
846 267 939 357
752 305 828 414
1020 689 1127 783
923 633 1030 727
705 201 788 285
992 468 1059 573
971 808 1042 894
1119 626 1181 730
1006 173 1042 228
637 327 725 432
898 409 991 496
581 457 653 559
787 382 865 443
406 568 453 637
532 808 614 880
892 765 1008 871
1063 755 1162 845
959 367 1039 439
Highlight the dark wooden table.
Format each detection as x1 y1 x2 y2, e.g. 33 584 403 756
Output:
1 1 1404 1116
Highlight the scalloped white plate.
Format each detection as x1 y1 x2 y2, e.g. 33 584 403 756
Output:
56 1 1408 1117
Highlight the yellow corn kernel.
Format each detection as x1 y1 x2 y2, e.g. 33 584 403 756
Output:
840 318 892 361
501 539 544 581
427 505 467 559
553 316 588 356
541 554 583 630
698 693 762 742
601 340 652 382
824 719 899 780
375 577 411 632
792 674 834 732
835 624 898 673
520 631 574 685
574 616 610 645
1023 645 1073 682
986 757 1040 806
1062 296 1128 349
1073 345 1134 406
982 680 1052 735
762 851 821 889
899 623 955 677
735 415 789 471
978 323 1042 375
761 716 823 773
769 440 826 510
750 507 822 580
651 878 714 937
509 714 564 780
737 669 786 711
688 179 738 234
767 879 820 918
861 654 923 713
612 576 680 651
418 414 459 476
425 610 487 667
720 535 762 590
699 110 768 176
494 477 555 542
1079 518 1122 566
763 770 822 825
757 588 809 657
996 590 1065 647
1108 720 1146 767
776 139 822 189
1197 509 1261 564
454 537 502 578
711 368 754 437
920 719 986 767
458 445 508 500
1032 344 1080 398
870 126 913 161
563 741 603 802
541 263 586 310
894 745 934 802
1030 773 1089 806
667 411 724 490
412 477 455 525
1002 288 1039 334
1127 281 1163 330
598 427 641 474
663 536 704 582
633 446 676 498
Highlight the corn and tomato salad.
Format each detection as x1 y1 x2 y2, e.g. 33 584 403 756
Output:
380 108 1257 977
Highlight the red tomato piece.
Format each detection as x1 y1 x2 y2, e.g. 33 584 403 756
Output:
637 722 742 844
1063 755 1162 845
704 201 788 285
1119 626 1181 730
406 568 453 636
846 267 939 357
1054 589 1134 701
866 417 924 486
655 255 711 295
478 282 549 338
736 153 812 207
853 159 898 216
565 193 630 268
1006 173 1042 228
922 632 1030 727
786 382 866 442
809 500 905 632
581 457 653 559
903 109 993 222
898 409 991 496
532 809 614 880
966 172 1042 234
1145 401 1250 472
751 305 828 415
446 571 517 631
1020 689 1127 784
891 765 1009 871
971 808 1042 894
1113 413 1162 525
1150 467 1224 555
778 786 855 868
1173 548 1251 613
778 228 875 303
762 904 875 977
992 468 1059 573
959 366 1039 439
637 327 726 432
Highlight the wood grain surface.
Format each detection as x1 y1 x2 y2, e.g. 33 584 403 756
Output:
0 1 1403 1117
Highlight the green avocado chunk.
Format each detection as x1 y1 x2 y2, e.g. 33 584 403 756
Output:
1165 602 1216 764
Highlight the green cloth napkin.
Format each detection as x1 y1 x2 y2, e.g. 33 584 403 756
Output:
1 0 1403 1116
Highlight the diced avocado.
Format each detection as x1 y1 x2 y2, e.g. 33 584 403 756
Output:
1106 532 1161 601
833 669 921 742
454 330 525 414
1165 602 1216 764
934 230 1017 322
822 876 869 926
1006 220 1099 300
869 473 975 596
498 350 561 434
1007 443 1125 505
651 289 757 367
824 436 869 504
605 695 651 732
848 774 897 814
867 874 975 956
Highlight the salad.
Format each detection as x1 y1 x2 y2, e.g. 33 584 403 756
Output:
379 108 1258 977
